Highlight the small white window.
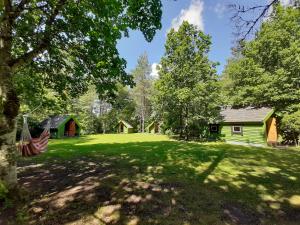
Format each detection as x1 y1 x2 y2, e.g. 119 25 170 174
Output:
232 125 243 135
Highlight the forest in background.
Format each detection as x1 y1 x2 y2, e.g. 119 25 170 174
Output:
18 4 300 145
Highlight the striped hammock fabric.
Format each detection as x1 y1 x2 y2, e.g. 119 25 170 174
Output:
19 116 50 157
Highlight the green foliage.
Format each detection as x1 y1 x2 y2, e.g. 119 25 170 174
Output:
221 5 300 143
73 87 101 134
8 0 162 112
112 85 136 124
281 110 300 145
99 85 137 133
16 207 30 224
0 181 13 209
222 5 300 110
153 22 220 139
0 181 8 201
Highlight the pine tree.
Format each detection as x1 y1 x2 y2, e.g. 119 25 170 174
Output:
131 53 152 132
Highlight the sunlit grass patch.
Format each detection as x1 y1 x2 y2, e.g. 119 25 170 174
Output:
16 134 300 225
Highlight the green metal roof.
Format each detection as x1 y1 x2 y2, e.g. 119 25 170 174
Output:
40 115 80 129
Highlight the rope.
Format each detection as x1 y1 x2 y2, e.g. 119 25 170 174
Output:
20 114 32 143
27 102 43 115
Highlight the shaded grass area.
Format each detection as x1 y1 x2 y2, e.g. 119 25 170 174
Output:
4 134 300 224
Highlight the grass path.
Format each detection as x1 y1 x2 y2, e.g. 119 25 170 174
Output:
5 134 300 224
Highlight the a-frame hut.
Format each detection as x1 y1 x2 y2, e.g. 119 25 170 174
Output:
146 121 160 134
116 120 134 133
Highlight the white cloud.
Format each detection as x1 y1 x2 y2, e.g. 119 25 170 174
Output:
150 63 161 78
280 0 292 6
169 0 204 32
214 3 227 18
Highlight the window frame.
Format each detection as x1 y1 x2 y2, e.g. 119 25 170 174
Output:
209 124 219 133
231 125 243 135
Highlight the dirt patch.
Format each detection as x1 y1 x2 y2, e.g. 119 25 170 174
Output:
221 202 262 225
281 205 300 221
12 158 117 225
0 205 16 225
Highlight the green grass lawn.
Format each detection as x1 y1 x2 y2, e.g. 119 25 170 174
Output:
12 134 300 225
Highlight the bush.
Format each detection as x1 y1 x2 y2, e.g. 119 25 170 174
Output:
164 129 174 136
0 181 13 209
281 110 300 146
0 181 8 201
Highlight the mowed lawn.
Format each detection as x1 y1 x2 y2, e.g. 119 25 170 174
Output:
13 134 300 225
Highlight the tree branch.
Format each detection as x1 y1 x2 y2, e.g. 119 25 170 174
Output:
9 39 49 71
0 0 29 23
9 0 67 71
230 0 279 40
11 0 31 20
0 0 11 22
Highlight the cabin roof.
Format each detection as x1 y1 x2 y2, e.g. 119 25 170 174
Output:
221 107 273 123
146 121 155 130
40 115 78 129
146 121 160 130
118 120 133 128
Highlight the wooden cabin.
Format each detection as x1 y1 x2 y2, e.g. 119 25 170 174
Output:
146 121 160 134
209 107 277 146
40 115 80 139
116 120 134 133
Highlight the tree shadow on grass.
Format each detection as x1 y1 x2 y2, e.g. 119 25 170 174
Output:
5 140 300 225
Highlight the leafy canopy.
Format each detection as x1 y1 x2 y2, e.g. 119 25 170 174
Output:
222 5 300 111
3 0 162 105
154 21 220 138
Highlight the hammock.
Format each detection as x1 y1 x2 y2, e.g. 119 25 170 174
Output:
19 115 51 157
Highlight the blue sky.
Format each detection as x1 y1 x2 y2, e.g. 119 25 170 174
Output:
117 0 268 76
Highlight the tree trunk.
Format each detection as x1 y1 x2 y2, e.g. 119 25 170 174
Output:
141 109 145 133
140 95 145 133
0 3 20 188
184 106 189 141
102 120 106 134
179 108 183 138
0 67 20 188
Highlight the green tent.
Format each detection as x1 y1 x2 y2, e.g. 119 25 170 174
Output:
116 120 134 133
40 115 80 139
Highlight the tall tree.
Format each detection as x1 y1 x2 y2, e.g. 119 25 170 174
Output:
222 5 300 142
222 5 300 110
154 21 220 140
0 0 162 188
131 53 152 132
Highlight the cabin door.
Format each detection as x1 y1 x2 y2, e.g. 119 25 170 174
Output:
69 120 76 136
267 117 277 143
120 123 124 133
65 119 76 137
154 124 159 133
